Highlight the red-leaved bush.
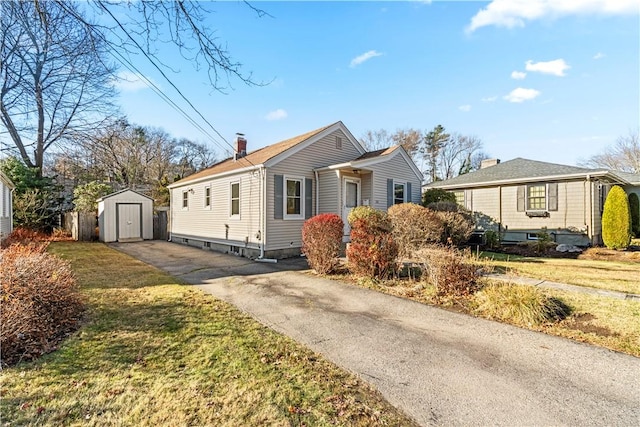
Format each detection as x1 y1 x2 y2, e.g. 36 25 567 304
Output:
346 207 398 278
302 213 344 274
1 244 84 367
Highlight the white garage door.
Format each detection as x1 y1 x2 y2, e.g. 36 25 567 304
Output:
117 203 142 241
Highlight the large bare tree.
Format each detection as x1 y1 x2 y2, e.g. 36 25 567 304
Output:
1 1 116 174
579 130 640 174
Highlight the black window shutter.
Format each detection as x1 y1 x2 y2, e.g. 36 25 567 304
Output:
548 183 558 211
407 182 412 203
517 185 525 212
305 178 313 219
274 174 283 219
387 179 393 208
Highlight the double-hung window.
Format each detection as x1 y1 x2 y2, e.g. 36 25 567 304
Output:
284 177 303 219
230 182 240 218
204 186 211 209
394 182 406 205
527 184 546 210
182 191 188 210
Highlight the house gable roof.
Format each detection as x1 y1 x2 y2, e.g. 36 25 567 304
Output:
169 121 364 188
424 158 620 189
315 145 424 182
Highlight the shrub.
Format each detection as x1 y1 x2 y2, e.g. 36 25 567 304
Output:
73 181 113 213
421 188 456 207
0 227 51 248
484 230 500 250
427 202 475 246
416 246 481 301
1 244 84 367
388 203 443 259
629 193 640 237
602 185 632 250
346 208 398 278
301 213 344 274
473 283 570 326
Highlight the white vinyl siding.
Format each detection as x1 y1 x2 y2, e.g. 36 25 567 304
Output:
170 172 262 248
317 170 340 214
369 153 421 211
267 129 363 251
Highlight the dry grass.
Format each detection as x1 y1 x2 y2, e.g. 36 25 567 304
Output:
480 252 640 295
0 242 416 426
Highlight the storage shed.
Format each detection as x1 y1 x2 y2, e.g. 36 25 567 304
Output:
98 189 153 242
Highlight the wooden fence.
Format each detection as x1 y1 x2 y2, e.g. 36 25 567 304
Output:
153 209 168 240
63 212 96 241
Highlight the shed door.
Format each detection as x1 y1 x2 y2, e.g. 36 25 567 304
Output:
117 203 142 241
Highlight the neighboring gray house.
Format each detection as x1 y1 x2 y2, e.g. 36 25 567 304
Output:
168 121 423 259
0 171 15 240
424 158 640 246
98 189 154 243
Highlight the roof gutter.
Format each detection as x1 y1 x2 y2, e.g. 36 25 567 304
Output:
167 164 263 189
426 171 619 190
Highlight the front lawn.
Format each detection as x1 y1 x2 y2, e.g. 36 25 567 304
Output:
0 242 415 426
480 251 640 295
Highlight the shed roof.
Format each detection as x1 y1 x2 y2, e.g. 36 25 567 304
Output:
97 188 154 202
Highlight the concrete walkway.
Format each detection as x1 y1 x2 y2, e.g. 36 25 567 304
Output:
485 273 640 301
111 241 640 427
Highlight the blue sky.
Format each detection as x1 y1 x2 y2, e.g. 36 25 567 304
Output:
115 0 640 168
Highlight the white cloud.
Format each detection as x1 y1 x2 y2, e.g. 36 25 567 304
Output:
593 52 606 59
525 59 570 76
511 71 527 80
113 71 152 92
265 109 288 121
482 96 498 102
350 50 383 68
458 104 472 112
466 0 639 33
503 87 541 103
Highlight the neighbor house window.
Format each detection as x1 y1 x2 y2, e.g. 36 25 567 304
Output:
394 182 406 205
453 191 465 206
527 184 546 210
204 186 211 209
284 177 303 219
230 182 240 217
182 191 188 209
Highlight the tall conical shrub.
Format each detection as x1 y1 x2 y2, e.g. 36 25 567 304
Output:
601 185 631 249
628 193 640 238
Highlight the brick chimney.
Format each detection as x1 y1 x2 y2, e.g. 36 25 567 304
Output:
234 133 247 160
480 158 500 169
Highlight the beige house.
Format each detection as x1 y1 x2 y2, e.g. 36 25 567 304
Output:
168 121 423 259
0 171 15 240
424 158 640 246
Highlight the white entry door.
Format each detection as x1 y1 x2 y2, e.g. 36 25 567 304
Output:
117 203 142 241
342 177 361 239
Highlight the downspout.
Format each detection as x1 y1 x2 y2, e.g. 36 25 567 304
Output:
256 167 277 263
587 174 593 245
168 187 172 241
314 170 320 216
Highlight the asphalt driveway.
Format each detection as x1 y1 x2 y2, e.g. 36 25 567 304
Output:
111 241 640 427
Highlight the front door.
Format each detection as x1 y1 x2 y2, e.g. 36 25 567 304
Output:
342 177 361 239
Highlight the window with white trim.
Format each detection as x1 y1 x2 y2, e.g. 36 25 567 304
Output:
527 184 546 210
182 191 188 209
394 182 406 205
230 182 240 218
284 177 304 219
204 186 211 209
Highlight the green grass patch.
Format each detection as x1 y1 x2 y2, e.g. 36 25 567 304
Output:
1 242 416 426
479 251 640 295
